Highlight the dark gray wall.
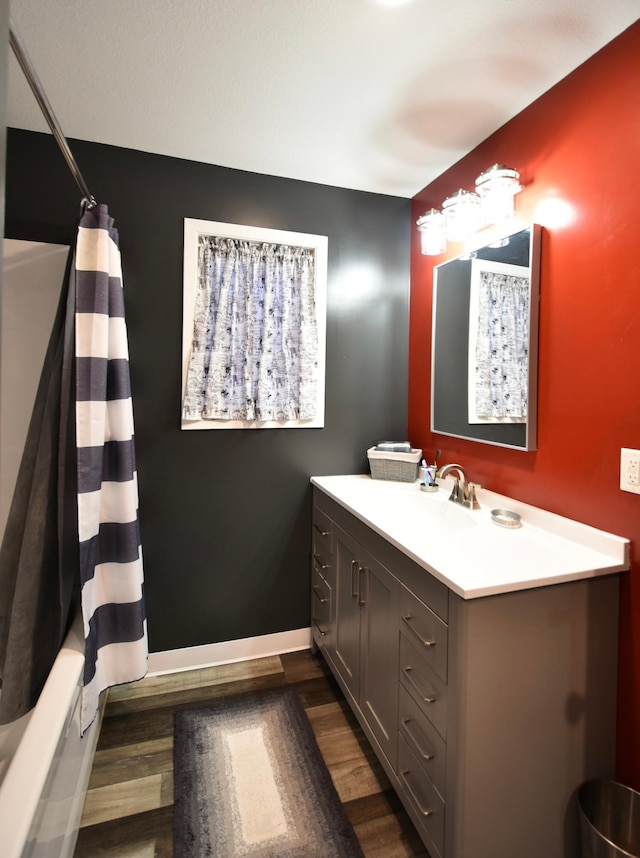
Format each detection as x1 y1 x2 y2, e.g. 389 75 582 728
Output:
5 128 410 652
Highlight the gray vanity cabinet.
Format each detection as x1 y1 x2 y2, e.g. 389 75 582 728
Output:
311 483 620 858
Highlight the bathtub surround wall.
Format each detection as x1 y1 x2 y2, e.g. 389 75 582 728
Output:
0 239 77 724
409 20 640 788
0 240 69 537
4 127 411 655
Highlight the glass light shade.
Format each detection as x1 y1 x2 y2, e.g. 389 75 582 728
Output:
442 190 480 242
416 209 446 255
475 164 521 224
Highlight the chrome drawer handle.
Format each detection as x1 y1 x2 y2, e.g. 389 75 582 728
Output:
351 559 359 598
358 566 367 607
312 585 328 604
402 614 436 648
401 717 434 761
313 553 329 570
313 522 330 537
402 666 437 704
400 769 433 818
312 619 328 637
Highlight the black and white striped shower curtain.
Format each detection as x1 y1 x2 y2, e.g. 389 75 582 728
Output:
75 204 147 731
0 203 147 730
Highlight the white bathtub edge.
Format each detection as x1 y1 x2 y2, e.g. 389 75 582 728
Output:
0 615 97 858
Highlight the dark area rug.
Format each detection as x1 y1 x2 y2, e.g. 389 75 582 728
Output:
173 686 364 857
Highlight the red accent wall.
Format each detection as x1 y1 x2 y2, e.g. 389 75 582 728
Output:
409 21 640 788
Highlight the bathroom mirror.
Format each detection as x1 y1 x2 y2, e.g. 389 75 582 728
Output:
431 224 541 450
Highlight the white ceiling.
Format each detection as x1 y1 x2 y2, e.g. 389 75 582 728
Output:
6 0 639 198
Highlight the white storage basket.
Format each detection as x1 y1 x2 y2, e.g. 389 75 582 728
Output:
367 447 422 482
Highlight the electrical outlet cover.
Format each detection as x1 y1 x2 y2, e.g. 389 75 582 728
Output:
620 448 640 495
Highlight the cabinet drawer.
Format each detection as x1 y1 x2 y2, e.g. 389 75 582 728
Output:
311 565 331 642
400 633 447 740
399 684 446 798
400 586 448 682
399 734 445 858
312 545 332 578
311 506 333 571
312 504 333 561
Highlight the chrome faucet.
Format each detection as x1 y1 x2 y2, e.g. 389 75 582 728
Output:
436 463 482 510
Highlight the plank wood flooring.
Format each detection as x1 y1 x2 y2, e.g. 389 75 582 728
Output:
74 649 429 858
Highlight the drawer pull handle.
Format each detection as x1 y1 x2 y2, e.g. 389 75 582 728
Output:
313 554 329 570
402 666 437 704
313 522 330 537
400 769 433 818
312 619 328 637
402 615 436 648
401 717 434 761
312 585 328 604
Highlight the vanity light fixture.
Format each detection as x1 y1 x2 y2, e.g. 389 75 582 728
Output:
416 208 446 256
416 163 522 255
442 189 481 243
475 164 522 225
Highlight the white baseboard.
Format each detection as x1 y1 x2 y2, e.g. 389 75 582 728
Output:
147 627 312 676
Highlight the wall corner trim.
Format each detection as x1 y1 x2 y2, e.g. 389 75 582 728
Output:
147 627 312 676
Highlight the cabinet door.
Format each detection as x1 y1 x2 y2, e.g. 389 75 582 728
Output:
360 549 400 769
332 525 362 700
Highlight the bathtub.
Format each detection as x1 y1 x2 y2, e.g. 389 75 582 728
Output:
0 614 104 858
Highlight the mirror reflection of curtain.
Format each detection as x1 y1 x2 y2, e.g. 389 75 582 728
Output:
182 237 318 423
470 262 530 422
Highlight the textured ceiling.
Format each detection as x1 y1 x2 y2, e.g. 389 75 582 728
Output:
6 0 640 198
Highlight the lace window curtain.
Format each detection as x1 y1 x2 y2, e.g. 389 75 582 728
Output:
183 236 319 423
472 268 530 421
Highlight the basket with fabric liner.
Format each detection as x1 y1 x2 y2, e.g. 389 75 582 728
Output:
367 447 422 482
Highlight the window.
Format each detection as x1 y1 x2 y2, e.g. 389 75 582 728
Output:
182 219 327 430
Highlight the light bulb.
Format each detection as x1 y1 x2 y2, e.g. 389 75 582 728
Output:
442 190 480 242
416 209 446 255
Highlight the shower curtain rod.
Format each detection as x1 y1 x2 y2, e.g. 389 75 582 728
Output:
9 22 97 208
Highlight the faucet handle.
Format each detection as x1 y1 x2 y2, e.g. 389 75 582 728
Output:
465 482 483 510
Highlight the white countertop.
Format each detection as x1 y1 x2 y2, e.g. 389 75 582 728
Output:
311 474 630 599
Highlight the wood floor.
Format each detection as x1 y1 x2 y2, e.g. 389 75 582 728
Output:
74 648 430 858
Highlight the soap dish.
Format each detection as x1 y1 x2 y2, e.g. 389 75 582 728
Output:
491 509 522 528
